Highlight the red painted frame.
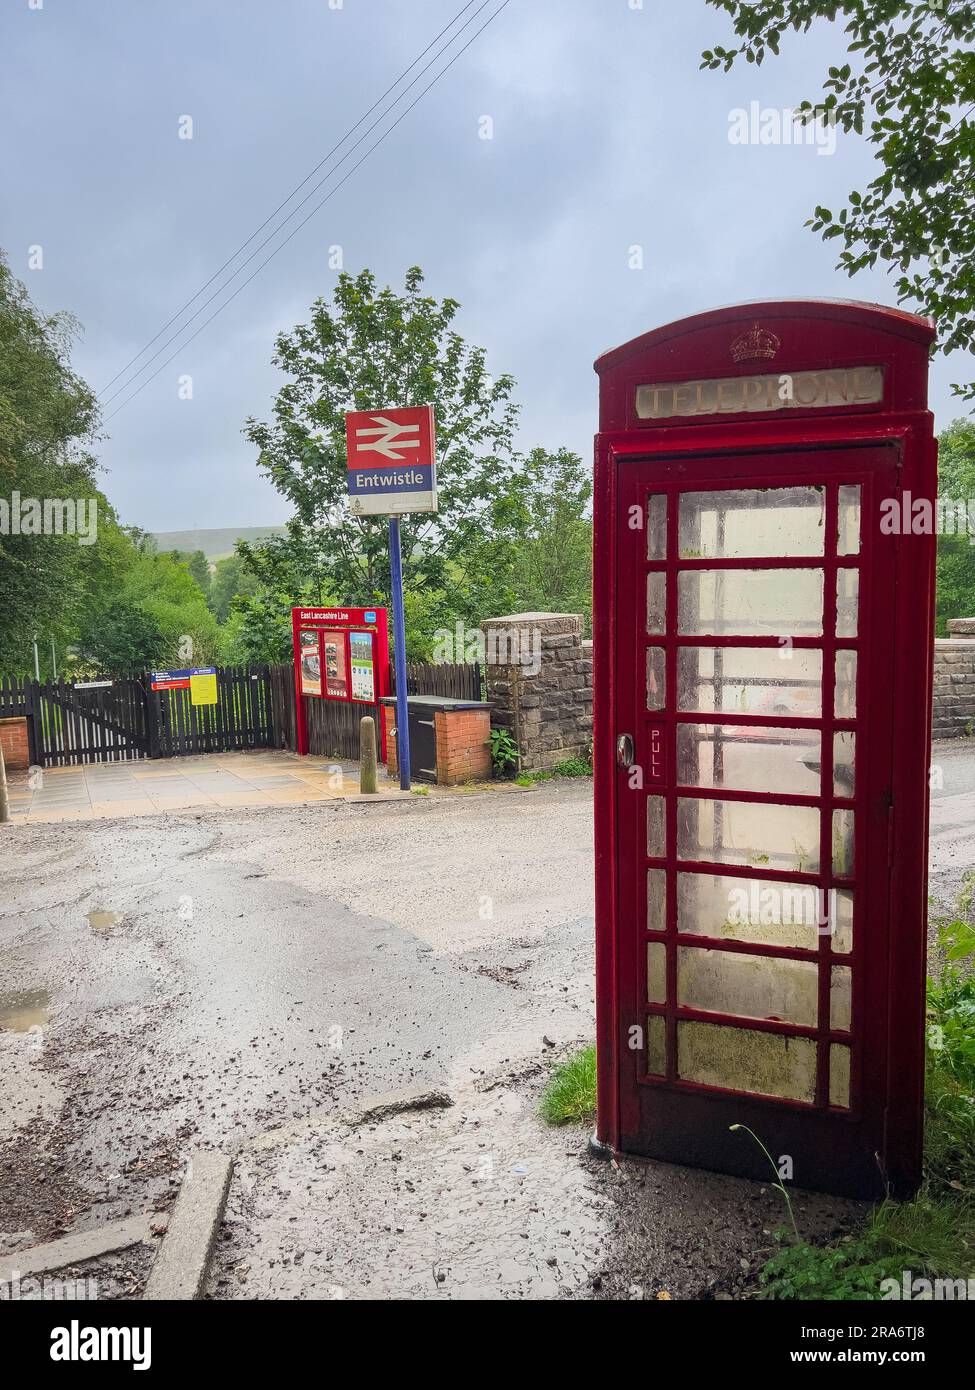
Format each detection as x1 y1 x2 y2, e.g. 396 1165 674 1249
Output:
593 301 937 1199
291 607 390 759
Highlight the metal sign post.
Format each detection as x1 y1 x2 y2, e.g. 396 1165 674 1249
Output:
345 405 438 793
388 516 411 792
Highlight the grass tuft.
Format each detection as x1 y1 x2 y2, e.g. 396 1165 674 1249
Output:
540 1044 597 1126
755 879 975 1299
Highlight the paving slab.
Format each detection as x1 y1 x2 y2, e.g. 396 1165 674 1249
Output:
5 751 389 823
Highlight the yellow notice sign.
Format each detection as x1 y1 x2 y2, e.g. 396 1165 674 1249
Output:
189 668 218 706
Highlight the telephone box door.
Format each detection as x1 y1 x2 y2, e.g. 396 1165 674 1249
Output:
615 445 898 1198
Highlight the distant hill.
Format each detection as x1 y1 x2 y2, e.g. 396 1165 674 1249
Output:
152 526 287 562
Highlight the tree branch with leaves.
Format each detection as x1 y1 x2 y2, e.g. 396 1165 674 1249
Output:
703 1 975 396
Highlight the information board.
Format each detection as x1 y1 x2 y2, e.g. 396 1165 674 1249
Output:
189 668 218 706
323 634 349 700
349 630 376 703
298 631 322 697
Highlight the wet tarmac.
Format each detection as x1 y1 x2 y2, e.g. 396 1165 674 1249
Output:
0 754 966 1298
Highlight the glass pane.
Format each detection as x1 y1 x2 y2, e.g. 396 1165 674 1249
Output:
832 888 853 954
832 808 855 876
647 1015 666 1076
647 943 667 1004
678 947 819 1027
677 723 820 796
647 868 667 933
647 646 666 711
830 965 852 1032
833 731 855 797
646 572 666 635
678 1020 817 1102
647 494 667 561
678 797 821 873
677 872 823 950
679 487 825 559
836 568 859 638
835 650 857 719
837 485 861 556
678 647 823 717
829 1043 851 1108
647 795 665 858
678 568 824 637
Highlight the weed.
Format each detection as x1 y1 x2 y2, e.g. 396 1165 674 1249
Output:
489 727 519 777
540 1044 597 1125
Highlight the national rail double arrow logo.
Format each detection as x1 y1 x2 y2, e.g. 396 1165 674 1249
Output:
353 414 422 462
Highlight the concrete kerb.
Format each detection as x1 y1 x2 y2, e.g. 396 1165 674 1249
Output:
0 1213 169 1283
143 1150 233 1301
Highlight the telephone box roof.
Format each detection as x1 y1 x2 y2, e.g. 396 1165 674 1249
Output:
594 298 936 375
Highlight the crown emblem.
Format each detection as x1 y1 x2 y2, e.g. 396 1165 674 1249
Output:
730 322 781 363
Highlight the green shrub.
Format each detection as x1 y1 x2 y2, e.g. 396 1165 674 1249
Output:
489 727 519 777
752 882 975 1299
759 1237 904 1301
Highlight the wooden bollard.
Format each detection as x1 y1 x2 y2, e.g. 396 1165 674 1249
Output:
359 716 378 795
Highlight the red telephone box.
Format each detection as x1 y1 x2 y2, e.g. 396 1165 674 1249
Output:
593 300 937 1199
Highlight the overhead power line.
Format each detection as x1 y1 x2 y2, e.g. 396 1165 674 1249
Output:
105 0 511 421
100 0 498 408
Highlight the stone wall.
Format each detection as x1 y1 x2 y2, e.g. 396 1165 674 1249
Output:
481 613 592 771
933 619 975 740
482 613 975 758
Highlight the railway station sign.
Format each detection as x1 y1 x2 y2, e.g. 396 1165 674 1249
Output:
344 406 437 516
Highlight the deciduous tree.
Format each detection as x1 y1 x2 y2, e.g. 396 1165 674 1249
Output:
703 1 975 396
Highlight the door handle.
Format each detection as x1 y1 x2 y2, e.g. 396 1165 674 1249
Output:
616 733 635 769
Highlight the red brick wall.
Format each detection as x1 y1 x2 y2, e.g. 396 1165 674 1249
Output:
382 705 491 785
383 705 399 775
0 717 29 771
435 709 491 785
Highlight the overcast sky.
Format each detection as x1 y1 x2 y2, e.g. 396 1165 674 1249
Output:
1 0 965 531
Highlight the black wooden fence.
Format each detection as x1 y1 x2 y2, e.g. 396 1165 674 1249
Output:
149 666 273 757
1 660 481 768
0 667 273 767
390 661 484 700
269 659 483 761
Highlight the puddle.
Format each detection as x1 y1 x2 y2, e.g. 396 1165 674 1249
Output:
87 909 123 933
0 989 50 1032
